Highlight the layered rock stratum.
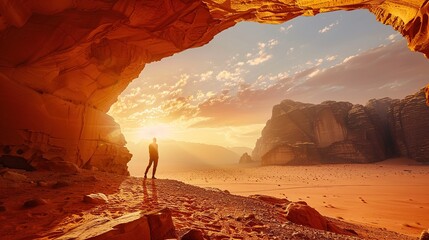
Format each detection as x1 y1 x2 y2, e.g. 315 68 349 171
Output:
0 0 428 173
253 89 429 164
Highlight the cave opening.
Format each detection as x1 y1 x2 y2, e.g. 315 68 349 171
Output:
105 10 429 175
0 1 428 175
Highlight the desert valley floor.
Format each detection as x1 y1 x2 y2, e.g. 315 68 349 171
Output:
157 158 429 238
0 158 428 239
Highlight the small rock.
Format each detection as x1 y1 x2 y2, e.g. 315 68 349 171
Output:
84 175 98 182
181 229 204 240
420 229 429 240
52 180 70 189
83 193 108 204
37 180 49 187
0 170 28 182
23 198 47 209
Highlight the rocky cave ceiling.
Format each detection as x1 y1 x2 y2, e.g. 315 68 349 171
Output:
0 0 428 174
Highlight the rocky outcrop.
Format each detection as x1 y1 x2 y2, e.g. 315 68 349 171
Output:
0 1 428 174
253 89 429 164
58 208 176 240
239 152 252 164
389 89 429 163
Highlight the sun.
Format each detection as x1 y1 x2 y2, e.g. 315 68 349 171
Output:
136 124 173 140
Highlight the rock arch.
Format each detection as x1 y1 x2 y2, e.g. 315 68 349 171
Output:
0 0 428 174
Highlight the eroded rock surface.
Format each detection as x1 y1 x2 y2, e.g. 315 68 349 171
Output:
0 0 428 173
253 89 429 164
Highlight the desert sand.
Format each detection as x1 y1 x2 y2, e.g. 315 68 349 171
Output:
155 158 429 238
0 161 422 240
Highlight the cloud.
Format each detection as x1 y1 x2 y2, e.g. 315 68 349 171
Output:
189 40 429 127
280 24 293 33
199 70 213 82
287 40 429 104
246 39 278 66
215 68 245 87
319 21 339 33
325 55 337 61
110 39 429 130
192 85 288 127
386 33 400 42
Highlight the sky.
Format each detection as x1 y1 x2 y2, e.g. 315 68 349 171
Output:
108 10 429 148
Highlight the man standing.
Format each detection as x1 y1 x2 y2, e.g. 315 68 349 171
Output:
144 137 159 179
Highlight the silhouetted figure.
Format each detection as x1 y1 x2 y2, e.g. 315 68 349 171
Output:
144 137 159 179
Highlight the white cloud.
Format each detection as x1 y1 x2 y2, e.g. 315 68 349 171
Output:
247 55 272 66
308 69 320 78
378 80 404 90
319 21 339 33
326 55 337 61
280 24 293 33
199 71 213 82
245 39 279 66
343 54 357 63
215 68 244 87
268 39 279 47
386 33 399 42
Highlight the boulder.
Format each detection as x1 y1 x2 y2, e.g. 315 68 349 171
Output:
83 193 109 204
285 202 328 231
58 208 176 240
420 229 429 240
58 211 151 240
285 202 347 235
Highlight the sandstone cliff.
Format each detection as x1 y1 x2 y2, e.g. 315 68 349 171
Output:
0 0 428 173
253 89 429 164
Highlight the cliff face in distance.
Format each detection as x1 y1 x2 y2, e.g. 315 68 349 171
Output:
0 0 428 174
252 89 429 165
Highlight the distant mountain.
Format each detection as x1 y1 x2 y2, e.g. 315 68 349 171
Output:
127 140 240 176
228 146 253 156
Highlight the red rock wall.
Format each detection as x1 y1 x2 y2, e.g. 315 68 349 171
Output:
0 0 428 173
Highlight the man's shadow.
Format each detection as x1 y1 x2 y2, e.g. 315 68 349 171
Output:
142 179 158 208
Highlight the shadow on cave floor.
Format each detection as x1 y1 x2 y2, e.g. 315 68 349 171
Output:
0 169 133 240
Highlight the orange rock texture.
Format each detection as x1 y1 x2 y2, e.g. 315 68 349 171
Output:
0 0 428 174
